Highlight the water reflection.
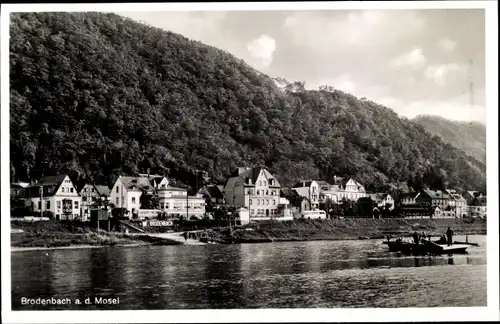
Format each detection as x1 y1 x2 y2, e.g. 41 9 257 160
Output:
11 235 487 310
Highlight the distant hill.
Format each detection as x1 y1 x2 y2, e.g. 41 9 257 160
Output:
9 12 486 193
413 115 486 164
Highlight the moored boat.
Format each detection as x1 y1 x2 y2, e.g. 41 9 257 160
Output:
383 239 469 255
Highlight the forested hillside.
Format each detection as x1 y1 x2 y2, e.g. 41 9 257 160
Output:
9 12 486 193
413 115 486 165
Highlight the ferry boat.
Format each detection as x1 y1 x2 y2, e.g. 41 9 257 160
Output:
383 239 469 255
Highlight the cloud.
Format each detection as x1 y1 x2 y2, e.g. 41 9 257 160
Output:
246 34 277 70
373 94 485 124
424 63 461 85
438 37 458 52
283 10 425 50
391 48 427 69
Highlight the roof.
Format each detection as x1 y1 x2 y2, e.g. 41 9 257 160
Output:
94 185 111 197
292 180 314 188
280 187 298 197
26 174 69 197
11 183 28 189
422 189 451 199
445 189 466 201
227 167 281 188
316 181 331 187
400 192 419 199
200 185 225 199
467 190 485 199
368 193 388 202
120 176 154 192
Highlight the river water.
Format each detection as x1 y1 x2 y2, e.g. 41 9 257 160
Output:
11 235 486 309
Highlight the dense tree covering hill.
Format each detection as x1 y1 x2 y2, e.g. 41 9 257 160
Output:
413 115 486 165
10 12 486 193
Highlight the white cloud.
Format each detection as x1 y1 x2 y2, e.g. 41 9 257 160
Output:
438 37 458 52
373 95 485 124
424 63 461 85
246 34 277 70
283 10 425 50
391 48 427 69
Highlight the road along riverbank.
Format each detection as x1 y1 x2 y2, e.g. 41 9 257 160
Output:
10 220 181 251
10 217 486 249
205 218 487 244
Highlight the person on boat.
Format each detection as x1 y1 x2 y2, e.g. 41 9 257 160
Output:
412 232 419 245
183 232 188 241
446 227 454 246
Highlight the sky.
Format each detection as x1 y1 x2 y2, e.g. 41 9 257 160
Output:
117 9 486 124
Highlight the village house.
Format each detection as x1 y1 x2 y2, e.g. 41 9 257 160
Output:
25 175 82 220
110 174 206 220
225 166 286 221
398 191 431 217
399 191 421 205
292 180 320 210
280 187 309 219
337 178 367 201
197 184 225 205
317 180 340 204
445 189 468 218
465 191 487 218
420 189 456 218
11 182 29 210
79 184 111 221
368 193 395 211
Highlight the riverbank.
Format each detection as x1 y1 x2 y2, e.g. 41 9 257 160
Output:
10 220 181 249
219 218 487 243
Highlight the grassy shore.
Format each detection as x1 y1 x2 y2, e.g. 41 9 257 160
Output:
224 218 487 243
10 220 181 249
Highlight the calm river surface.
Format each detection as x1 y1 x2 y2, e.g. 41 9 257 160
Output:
11 235 486 309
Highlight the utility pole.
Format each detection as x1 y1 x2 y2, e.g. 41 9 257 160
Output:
39 168 44 218
186 185 190 221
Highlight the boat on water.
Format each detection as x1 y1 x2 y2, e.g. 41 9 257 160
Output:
383 239 469 255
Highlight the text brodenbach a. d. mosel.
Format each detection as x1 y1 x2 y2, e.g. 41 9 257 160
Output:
21 296 120 305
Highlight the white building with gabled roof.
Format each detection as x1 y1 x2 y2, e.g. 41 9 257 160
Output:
110 174 205 220
225 166 283 221
25 174 82 220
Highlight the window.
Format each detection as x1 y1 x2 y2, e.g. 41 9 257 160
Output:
61 187 65 193
263 181 267 186
116 186 119 193
266 199 269 205
57 201 61 209
257 199 260 205
38 201 41 209
116 197 119 205
259 181 262 186
70 188 74 193
249 199 253 205
46 201 50 209
256 190 260 195
82 197 87 202
132 197 136 204
74 201 79 209
160 203 165 209
272 200 275 205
